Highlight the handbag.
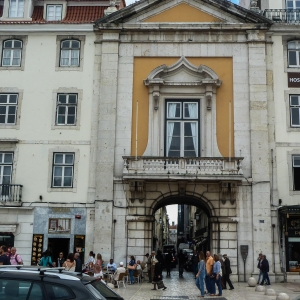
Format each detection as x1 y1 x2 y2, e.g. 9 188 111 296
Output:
210 272 217 279
127 264 135 270
157 281 164 289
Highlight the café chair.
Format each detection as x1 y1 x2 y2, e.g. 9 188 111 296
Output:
116 273 126 288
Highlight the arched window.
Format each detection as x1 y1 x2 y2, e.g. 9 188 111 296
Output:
60 40 80 67
2 39 22 67
288 41 300 67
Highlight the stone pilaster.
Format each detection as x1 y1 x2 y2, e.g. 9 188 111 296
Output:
247 30 273 279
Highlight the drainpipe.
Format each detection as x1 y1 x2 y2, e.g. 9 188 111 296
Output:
272 224 275 273
126 220 128 265
236 222 240 282
111 219 116 259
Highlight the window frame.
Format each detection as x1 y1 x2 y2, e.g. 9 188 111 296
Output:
292 155 300 191
59 39 81 67
55 35 85 71
0 152 13 185
1 39 23 67
164 99 200 158
290 94 300 127
0 94 18 125
8 0 24 18
51 153 75 188
46 4 63 21
56 93 78 126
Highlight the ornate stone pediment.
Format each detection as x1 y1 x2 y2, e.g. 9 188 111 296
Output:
144 56 221 110
144 56 222 87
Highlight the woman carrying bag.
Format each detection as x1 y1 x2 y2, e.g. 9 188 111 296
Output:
195 251 206 298
151 258 167 290
210 254 222 296
127 255 136 284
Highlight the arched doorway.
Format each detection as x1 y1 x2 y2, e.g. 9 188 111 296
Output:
151 194 213 253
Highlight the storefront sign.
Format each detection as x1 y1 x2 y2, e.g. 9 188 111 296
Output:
288 230 300 236
288 73 300 87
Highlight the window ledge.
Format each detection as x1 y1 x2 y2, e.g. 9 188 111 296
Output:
289 190 300 195
0 66 23 71
55 66 82 72
0 139 19 143
287 127 300 132
48 187 77 193
0 17 32 21
51 125 80 130
0 124 20 129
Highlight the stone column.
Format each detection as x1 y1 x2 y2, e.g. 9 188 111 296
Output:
127 215 153 262
247 30 273 279
93 31 120 261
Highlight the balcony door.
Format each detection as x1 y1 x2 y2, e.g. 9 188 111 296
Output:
287 0 300 21
165 100 199 157
0 153 13 199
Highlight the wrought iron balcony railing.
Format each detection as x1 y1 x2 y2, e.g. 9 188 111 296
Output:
0 184 23 202
123 156 243 177
264 9 300 23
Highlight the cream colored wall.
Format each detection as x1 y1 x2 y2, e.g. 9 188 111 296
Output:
272 34 300 203
0 32 95 203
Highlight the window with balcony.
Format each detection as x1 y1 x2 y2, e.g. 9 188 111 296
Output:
60 40 80 67
1 40 22 67
0 153 13 200
290 95 300 127
46 5 62 21
52 153 74 187
165 100 199 157
288 41 300 67
0 94 18 125
56 94 77 125
8 0 24 17
293 155 300 190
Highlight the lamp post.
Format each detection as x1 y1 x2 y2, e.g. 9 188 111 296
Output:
190 220 194 240
159 217 163 247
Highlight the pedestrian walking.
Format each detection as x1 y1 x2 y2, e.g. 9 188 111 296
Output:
145 253 152 282
165 251 172 276
151 258 167 290
128 255 136 284
257 253 263 284
191 250 199 279
178 249 186 277
210 254 222 296
9 247 23 265
260 255 270 285
94 253 103 278
205 251 214 294
223 254 234 290
195 251 206 298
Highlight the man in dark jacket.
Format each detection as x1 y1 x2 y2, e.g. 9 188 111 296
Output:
223 254 234 290
260 255 270 285
74 252 82 272
191 250 199 279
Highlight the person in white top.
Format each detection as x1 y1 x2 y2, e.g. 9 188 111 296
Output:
86 251 96 267
113 262 126 286
10 247 23 265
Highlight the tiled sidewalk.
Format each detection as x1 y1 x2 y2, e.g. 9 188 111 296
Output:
115 270 300 300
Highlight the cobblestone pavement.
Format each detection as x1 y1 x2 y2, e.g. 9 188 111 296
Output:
115 270 300 300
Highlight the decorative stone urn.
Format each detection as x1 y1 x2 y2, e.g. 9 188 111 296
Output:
265 289 276 296
276 293 290 300
248 277 257 287
255 285 266 292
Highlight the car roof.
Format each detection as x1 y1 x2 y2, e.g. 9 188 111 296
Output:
0 266 93 283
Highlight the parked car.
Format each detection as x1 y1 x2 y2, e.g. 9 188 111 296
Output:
0 266 124 300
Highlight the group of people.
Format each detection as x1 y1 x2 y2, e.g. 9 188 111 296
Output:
0 245 23 265
194 251 234 297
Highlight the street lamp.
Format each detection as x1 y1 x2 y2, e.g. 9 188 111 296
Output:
159 217 162 224
195 213 199 221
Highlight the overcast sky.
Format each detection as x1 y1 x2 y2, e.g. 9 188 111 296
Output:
125 0 239 6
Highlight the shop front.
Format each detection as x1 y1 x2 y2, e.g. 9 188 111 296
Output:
32 207 86 266
279 206 300 274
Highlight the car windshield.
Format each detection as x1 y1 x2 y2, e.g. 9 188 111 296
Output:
86 279 122 299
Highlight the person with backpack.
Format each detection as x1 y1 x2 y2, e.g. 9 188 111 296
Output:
9 247 23 265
